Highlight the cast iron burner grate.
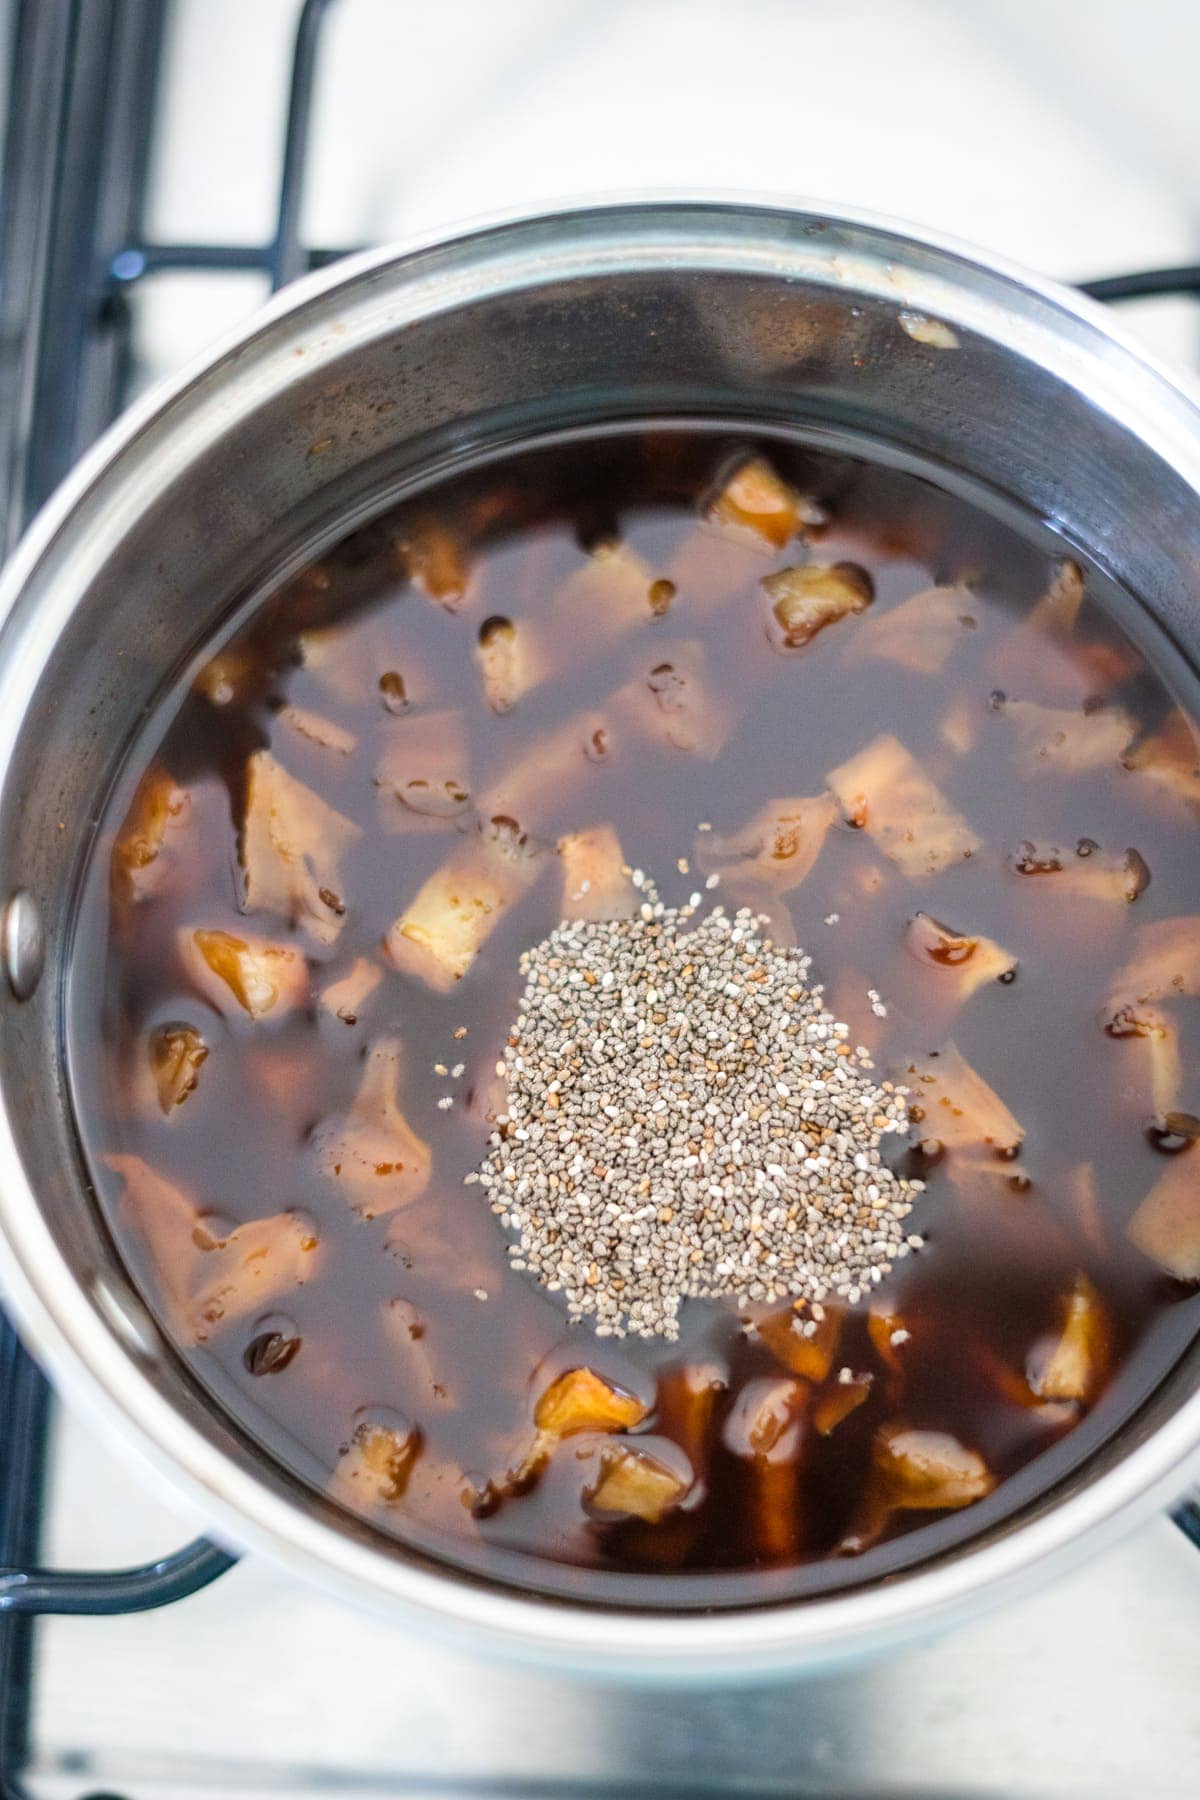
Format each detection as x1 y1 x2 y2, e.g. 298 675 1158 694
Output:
1 1 1199 1794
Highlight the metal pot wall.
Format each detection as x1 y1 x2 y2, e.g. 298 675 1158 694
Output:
2 200 1200 1680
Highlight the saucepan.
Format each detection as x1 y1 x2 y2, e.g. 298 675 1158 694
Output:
1 200 1199 1680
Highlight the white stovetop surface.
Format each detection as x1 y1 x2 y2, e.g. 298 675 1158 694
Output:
24 0 1200 1792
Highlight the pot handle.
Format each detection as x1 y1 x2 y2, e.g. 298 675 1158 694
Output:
0 1536 237 1615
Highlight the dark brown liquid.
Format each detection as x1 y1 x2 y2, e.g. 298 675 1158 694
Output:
66 426 1200 1607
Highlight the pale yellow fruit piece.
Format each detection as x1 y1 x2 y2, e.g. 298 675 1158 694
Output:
939 695 977 755
108 1153 319 1345
696 794 837 893
1004 699 1136 775
615 640 734 761
1107 917 1200 1014
314 1038 431 1219
553 540 660 641
320 956 383 1024
147 1023 208 1114
1127 1156 1200 1279
534 1367 647 1437
758 1303 844 1382
1105 1003 1182 1120
394 515 471 609
277 704 357 757
905 1043 1023 1153
1124 709 1200 809
762 563 873 651
478 711 611 836
385 819 547 990
1026 1274 1112 1403
705 454 825 550
653 1362 726 1472
723 1376 809 1560
588 1443 691 1522
813 1370 874 1436
1028 558 1085 637
242 750 360 944
113 768 190 902
875 1425 994 1509
558 824 638 921
828 733 980 879
375 708 470 833
904 912 1017 999
330 1419 420 1508
181 926 307 1020
1011 840 1150 905
861 584 973 675
475 615 548 713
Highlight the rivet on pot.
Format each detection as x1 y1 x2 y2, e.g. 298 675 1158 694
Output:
2 890 44 1001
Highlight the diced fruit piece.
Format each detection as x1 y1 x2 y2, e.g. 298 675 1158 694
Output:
587 1443 691 1522
113 768 190 902
278 705 357 757
148 1022 208 1114
330 1418 420 1507
314 1038 431 1219
385 816 548 990
555 540 661 638
1003 698 1136 774
1107 918 1200 1014
723 1376 809 1560
534 1367 647 1437
814 1370 874 1435
828 734 980 880
1127 1156 1200 1279
558 824 638 921
1124 710 1200 809
758 1303 843 1382
867 1306 912 1376
320 956 383 1024
242 750 360 943
616 641 734 761
478 711 612 836
762 563 873 652
939 696 977 755
905 1043 1023 1153
1105 1004 1182 1120
1011 839 1150 905
905 912 1017 998
1026 1274 1112 1403
375 709 470 832
706 455 825 549
182 926 307 1020
1028 558 1085 637
861 584 972 675
696 794 837 893
653 1362 725 1473
874 1424 995 1509
394 515 471 609
108 1153 318 1344
475 615 544 713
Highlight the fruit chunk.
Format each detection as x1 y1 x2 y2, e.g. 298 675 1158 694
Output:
278 705 357 757
508 1367 649 1492
394 514 471 609
148 1023 208 1114
861 584 972 675
1124 710 1200 809
558 824 638 921
813 1369 874 1435
905 912 1017 999
1127 1156 1200 1279
375 709 470 832
905 1043 1023 1153
723 1376 809 1560
330 1418 420 1508
696 794 837 893
475 615 543 713
478 711 612 836
555 540 662 640
587 1443 691 1522
1003 699 1136 774
319 956 383 1025
828 733 980 879
1011 840 1150 905
1107 917 1200 1014
181 927 307 1020
113 768 190 902
758 1303 843 1382
762 563 873 652
242 750 360 943
705 455 825 549
875 1425 994 1509
1105 1003 1182 1120
385 816 548 990
1026 1274 1112 1403
616 641 734 761
108 1153 318 1344
314 1038 431 1218
1028 558 1086 637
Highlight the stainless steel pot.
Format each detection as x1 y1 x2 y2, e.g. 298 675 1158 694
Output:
2 199 1200 1681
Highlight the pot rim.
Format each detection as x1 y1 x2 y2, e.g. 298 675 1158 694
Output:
3 194 1200 1679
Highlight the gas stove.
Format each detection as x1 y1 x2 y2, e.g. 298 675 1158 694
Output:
2 3 1200 1795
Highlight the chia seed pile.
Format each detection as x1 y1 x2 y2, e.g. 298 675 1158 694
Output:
474 881 925 1339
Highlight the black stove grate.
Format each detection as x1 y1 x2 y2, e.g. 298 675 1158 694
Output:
1 0 1199 1793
